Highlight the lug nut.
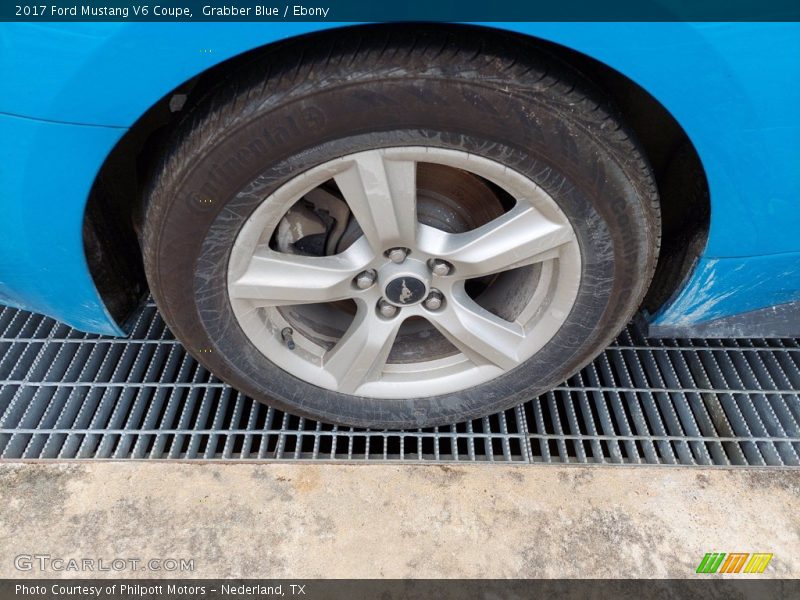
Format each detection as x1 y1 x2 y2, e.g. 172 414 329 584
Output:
387 247 409 264
378 299 399 318
355 269 376 289
423 290 444 311
430 259 452 276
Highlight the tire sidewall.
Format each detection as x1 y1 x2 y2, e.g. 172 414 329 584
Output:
146 74 653 428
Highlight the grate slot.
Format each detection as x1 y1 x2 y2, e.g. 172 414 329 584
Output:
700 338 784 465
617 345 677 464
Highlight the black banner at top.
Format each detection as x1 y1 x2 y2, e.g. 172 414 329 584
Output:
3 0 800 22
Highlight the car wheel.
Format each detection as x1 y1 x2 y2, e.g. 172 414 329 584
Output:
141 28 660 428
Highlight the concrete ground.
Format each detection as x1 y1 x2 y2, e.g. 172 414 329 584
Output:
0 463 797 579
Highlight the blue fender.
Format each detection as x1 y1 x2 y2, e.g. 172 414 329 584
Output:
1 22 798 333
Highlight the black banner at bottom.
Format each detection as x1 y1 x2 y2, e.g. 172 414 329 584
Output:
2 579 799 600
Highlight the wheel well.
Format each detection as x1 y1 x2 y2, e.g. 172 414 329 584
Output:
83 23 710 329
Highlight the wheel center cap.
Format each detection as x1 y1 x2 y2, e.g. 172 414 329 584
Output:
384 275 428 306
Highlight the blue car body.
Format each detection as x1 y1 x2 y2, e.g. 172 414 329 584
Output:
1 22 799 336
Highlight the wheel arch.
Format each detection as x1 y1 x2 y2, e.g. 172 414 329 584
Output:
82 22 710 329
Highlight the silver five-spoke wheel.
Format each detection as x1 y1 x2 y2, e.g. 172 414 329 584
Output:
227 147 581 398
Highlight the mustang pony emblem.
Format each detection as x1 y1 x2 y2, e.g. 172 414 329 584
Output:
399 279 413 304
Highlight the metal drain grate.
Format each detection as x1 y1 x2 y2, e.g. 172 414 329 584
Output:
1 302 799 465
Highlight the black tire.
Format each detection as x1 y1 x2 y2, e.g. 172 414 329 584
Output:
141 26 660 428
